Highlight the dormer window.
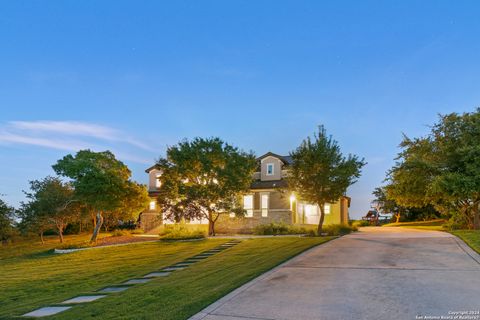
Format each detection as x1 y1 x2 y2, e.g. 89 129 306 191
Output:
266 163 274 175
149 201 156 210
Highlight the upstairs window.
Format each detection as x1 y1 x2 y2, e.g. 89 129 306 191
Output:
155 173 162 188
243 195 253 217
149 201 156 210
266 163 274 175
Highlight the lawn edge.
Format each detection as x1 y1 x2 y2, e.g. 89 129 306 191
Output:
449 231 480 259
188 236 339 320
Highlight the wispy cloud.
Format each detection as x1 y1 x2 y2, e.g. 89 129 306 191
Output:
9 121 154 151
0 121 156 164
0 131 92 151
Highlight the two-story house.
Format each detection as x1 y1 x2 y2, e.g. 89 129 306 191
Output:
141 152 350 233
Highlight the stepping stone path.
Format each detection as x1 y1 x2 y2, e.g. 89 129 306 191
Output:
144 272 171 278
98 287 129 293
162 266 186 271
23 307 72 318
61 295 106 304
21 240 242 318
123 278 152 285
175 263 193 267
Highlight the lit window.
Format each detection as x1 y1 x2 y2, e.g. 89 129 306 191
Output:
243 195 253 217
155 173 161 188
149 201 156 210
266 163 274 175
229 212 235 218
324 204 331 214
305 204 318 216
261 193 269 217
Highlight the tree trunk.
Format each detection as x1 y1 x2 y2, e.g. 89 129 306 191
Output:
56 221 65 243
40 231 45 244
208 212 216 236
58 228 64 243
395 213 401 223
317 204 325 235
91 212 97 230
90 212 104 242
473 202 480 230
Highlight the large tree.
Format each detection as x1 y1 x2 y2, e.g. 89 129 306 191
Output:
0 198 16 244
156 137 256 236
17 201 51 244
53 150 149 242
385 110 480 229
373 186 439 223
22 176 80 243
103 182 150 231
372 187 402 223
288 125 366 233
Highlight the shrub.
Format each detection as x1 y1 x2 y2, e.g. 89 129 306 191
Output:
253 222 307 235
56 240 95 250
323 224 357 236
130 228 144 235
351 220 370 228
159 224 206 240
306 224 357 237
111 229 130 237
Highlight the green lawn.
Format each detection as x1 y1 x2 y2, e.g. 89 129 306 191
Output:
382 219 446 231
0 236 332 319
0 233 112 259
450 230 480 254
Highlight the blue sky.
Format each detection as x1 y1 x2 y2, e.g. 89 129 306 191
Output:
1 1 480 218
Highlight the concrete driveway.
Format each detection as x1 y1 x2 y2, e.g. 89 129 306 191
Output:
190 227 480 320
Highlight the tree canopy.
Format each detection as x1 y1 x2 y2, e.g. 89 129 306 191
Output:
156 137 257 236
21 176 80 243
53 150 149 241
0 198 15 244
385 109 480 229
288 125 365 233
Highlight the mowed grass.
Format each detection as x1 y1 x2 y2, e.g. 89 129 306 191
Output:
450 230 480 254
0 236 332 319
382 219 446 231
0 233 113 259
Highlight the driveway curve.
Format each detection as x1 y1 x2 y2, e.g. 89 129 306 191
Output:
191 227 480 320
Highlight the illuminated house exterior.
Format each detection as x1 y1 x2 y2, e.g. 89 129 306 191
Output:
141 152 350 233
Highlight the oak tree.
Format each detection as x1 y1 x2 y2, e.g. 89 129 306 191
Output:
156 137 256 236
288 125 365 234
53 150 149 242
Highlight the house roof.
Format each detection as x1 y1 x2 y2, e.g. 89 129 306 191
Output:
256 152 293 165
145 164 160 173
250 179 288 190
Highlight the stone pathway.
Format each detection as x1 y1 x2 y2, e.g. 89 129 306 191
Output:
22 240 242 318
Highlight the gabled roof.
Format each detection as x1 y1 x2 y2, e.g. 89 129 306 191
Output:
256 152 293 165
145 164 160 173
